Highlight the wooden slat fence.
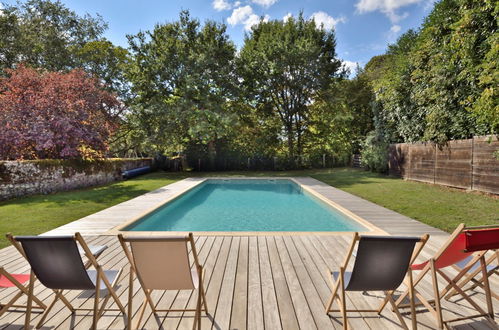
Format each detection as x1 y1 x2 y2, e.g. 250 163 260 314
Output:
389 135 499 194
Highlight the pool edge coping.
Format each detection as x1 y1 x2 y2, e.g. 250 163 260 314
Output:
105 177 388 236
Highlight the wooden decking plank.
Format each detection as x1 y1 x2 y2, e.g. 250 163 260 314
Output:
211 236 240 329
257 236 282 330
230 236 249 330
291 235 345 329
266 236 300 330
273 236 317 330
247 236 264 330
201 236 233 330
0 233 496 329
282 234 341 330
175 236 225 330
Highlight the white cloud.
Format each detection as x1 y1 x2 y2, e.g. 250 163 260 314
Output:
228 6 269 31
310 11 346 30
245 13 269 30
228 6 253 25
342 60 359 75
251 0 278 8
213 0 232 11
355 0 421 23
234 1 241 6
390 25 401 33
283 12 292 21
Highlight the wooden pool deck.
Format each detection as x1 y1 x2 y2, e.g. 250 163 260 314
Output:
0 177 497 329
0 234 497 329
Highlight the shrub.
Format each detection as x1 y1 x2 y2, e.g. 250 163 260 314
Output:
360 131 389 173
0 65 121 160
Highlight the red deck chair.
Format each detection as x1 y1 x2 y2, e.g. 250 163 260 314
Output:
396 223 499 329
0 268 46 318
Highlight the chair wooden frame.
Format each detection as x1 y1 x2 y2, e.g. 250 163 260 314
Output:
395 224 498 329
0 267 46 318
118 233 208 330
7 232 126 330
325 232 429 330
445 251 498 301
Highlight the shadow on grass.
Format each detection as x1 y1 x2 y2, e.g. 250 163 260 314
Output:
0 169 403 210
0 172 189 208
310 168 401 189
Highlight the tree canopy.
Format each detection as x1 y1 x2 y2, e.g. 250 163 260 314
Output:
238 14 344 162
0 0 496 168
122 11 238 160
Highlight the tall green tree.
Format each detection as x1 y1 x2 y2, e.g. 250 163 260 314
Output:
73 40 130 98
0 0 129 99
238 13 343 162
408 0 496 142
0 0 106 72
123 11 238 158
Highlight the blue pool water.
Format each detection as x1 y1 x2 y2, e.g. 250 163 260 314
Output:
124 179 367 232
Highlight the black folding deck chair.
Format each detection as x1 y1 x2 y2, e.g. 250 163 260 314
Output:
325 233 428 330
9 233 126 330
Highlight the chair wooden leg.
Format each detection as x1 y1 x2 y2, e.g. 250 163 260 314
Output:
385 291 409 330
396 263 429 307
325 273 340 313
479 256 494 319
101 268 126 314
339 271 348 330
92 271 101 330
24 272 35 330
98 268 125 319
135 296 149 330
407 269 417 330
200 269 208 314
36 291 61 329
127 269 134 329
193 288 201 330
0 292 23 317
430 259 444 329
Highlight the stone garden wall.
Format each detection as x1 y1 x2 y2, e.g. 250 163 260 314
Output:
0 158 153 201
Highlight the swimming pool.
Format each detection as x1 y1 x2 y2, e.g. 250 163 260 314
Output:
123 179 368 232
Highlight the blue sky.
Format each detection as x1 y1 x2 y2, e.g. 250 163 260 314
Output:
2 0 435 72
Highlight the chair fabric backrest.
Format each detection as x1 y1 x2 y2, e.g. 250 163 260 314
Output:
465 228 499 252
128 237 195 290
16 236 95 290
346 236 420 291
434 233 473 269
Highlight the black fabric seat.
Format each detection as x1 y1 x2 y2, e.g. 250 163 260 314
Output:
325 233 428 330
10 234 126 330
342 236 420 291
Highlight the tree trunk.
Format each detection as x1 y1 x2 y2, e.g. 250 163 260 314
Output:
207 140 216 170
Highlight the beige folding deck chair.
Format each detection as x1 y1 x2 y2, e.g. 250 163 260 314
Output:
325 233 428 330
118 233 208 330
8 232 126 330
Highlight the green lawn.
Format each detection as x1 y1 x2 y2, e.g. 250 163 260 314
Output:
0 168 497 248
